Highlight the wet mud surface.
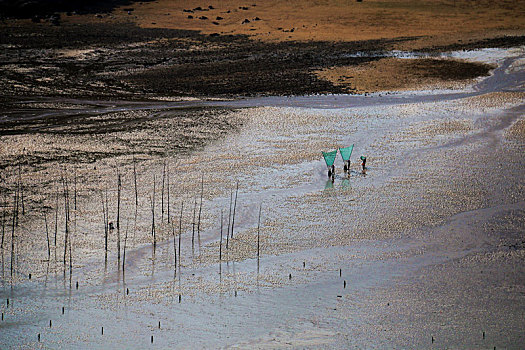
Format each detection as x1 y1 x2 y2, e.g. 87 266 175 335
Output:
1 22 522 99
0 19 524 349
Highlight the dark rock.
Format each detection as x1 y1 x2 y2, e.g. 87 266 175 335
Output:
212 21 219 25
208 5 214 9
253 17 261 21
242 18 250 24
216 16 223 20
199 16 208 20
188 15 193 19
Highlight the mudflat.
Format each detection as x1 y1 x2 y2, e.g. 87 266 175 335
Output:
1 0 525 98
0 1 524 349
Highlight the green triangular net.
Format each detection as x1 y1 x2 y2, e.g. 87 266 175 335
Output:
322 150 337 167
339 145 354 161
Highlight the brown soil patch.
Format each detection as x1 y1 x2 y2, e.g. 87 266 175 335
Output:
1 0 524 97
89 0 525 47
315 58 496 93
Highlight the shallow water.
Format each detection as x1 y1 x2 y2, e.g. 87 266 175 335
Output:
1 48 524 348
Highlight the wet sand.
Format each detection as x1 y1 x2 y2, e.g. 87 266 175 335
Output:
0 46 524 348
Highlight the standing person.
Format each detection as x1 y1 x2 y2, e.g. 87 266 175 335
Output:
331 164 335 179
360 156 367 171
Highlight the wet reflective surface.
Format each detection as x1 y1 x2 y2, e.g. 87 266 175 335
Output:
1 48 524 348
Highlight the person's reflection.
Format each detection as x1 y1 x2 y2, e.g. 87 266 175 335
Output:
324 179 334 190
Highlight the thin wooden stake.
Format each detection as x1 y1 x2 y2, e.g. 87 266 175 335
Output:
101 190 108 262
191 196 197 251
61 172 70 266
74 166 77 211
122 222 128 271
10 186 18 277
226 189 232 250
197 174 204 241
18 164 24 217
117 173 121 262
231 181 239 239
133 156 138 207
54 187 58 262
151 175 156 248
167 162 170 224
69 232 72 285
219 209 223 263
44 213 50 259
257 204 262 262
161 161 166 222
178 202 183 266
1 192 6 250
172 219 177 274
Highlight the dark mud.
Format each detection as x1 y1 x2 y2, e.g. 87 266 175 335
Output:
424 35 525 53
0 21 508 100
0 104 240 171
0 0 153 19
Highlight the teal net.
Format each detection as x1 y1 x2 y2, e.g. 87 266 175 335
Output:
322 150 337 167
339 145 354 161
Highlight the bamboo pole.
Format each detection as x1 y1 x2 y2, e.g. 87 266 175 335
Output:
172 219 177 274
69 232 72 286
257 204 261 263
231 181 239 239
178 202 183 266
219 209 223 274
10 185 18 277
197 174 204 238
62 174 70 266
191 196 197 252
1 192 6 250
44 213 50 259
54 187 58 262
117 173 121 263
18 164 24 218
167 162 170 224
161 161 166 222
226 189 232 250
74 166 77 211
101 190 108 262
151 175 156 248
122 222 128 271
133 156 138 208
